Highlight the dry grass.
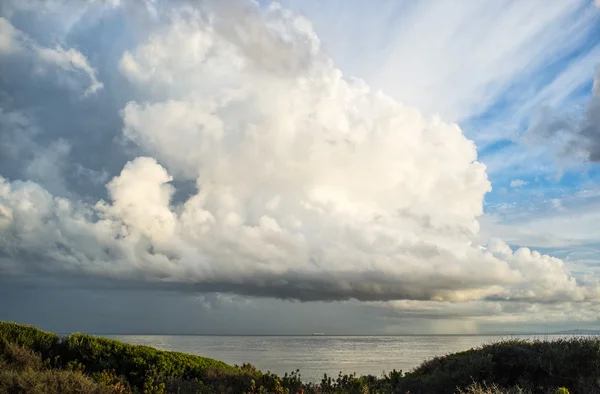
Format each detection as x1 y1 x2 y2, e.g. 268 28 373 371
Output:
0 368 114 394
457 383 528 394
0 341 115 394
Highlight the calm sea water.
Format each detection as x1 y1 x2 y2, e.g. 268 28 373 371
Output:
105 334 571 382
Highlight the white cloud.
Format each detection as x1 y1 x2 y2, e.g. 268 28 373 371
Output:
36 46 103 95
510 179 529 188
0 1 596 311
1 156 592 304
0 16 103 95
0 16 18 53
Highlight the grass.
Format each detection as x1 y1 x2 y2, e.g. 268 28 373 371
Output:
0 321 598 393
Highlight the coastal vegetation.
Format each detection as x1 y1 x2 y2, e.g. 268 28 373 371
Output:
1 321 598 394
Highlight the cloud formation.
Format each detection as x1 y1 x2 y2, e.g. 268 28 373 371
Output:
528 66 600 162
0 0 597 314
0 16 102 95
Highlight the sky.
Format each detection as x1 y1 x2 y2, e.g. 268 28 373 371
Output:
0 0 599 335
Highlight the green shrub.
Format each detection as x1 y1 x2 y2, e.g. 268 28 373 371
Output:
398 338 600 394
0 321 60 357
0 322 235 392
60 332 236 391
2 321 600 394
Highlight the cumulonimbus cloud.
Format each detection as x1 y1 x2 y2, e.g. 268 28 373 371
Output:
0 0 596 306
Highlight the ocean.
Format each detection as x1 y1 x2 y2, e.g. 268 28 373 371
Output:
105 334 570 382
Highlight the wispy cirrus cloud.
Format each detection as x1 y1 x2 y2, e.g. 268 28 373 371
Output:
284 0 599 124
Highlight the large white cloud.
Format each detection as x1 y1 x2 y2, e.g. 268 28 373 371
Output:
0 0 596 308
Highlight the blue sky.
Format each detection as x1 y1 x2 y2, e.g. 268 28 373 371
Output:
1 0 600 334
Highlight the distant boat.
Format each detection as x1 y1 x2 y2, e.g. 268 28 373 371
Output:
312 332 325 336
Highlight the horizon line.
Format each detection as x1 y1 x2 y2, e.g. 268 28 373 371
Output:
66 330 600 337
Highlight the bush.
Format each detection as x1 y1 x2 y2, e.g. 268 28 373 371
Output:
0 321 60 357
0 341 115 394
2 321 600 394
397 338 600 394
0 321 235 392
61 332 234 389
